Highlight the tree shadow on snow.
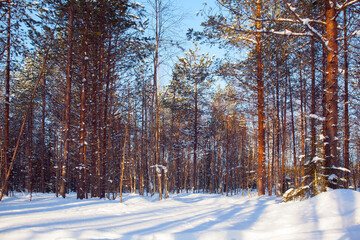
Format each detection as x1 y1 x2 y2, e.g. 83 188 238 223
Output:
0 199 107 217
336 190 360 240
118 197 272 239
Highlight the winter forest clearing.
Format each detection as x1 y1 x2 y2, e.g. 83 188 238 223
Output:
1 0 360 238
0 189 359 240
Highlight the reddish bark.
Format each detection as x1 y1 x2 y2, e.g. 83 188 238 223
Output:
256 1 266 196
324 0 339 188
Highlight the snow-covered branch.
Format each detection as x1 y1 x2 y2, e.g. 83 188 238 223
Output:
336 0 360 12
286 3 333 52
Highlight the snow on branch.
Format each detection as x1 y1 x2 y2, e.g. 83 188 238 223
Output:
150 164 168 174
312 157 325 164
253 17 325 26
266 29 312 37
234 36 257 44
352 30 360 36
331 166 351 173
336 0 360 12
285 3 333 52
307 114 326 121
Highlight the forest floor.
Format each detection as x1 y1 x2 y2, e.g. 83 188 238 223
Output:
0 189 359 240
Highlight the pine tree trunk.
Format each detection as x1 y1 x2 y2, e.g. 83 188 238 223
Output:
289 77 297 186
300 61 306 183
343 8 350 188
78 2 89 199
90 81 98 197
225 119 229 196
41 76 46 193
27 104 33 197
193 75 198 192
176 116 181 194
3 0 11 196
256 0 266 196
119 112 130 203
60 0 74 198
280 77 287 195
217 132 222 194
153 0 161 200
96 37 105 199
275 70 280 195
324 0 339 189
322 27 327 192
310 37 316 160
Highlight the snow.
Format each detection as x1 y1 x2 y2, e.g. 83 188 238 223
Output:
331 166 351 173
353 30 360 36
0 190 360 239
312 156 325 163
307 114 325 121
135 2 145 8
328 174 338 181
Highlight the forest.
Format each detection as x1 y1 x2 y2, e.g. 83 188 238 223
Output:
0 0 360 202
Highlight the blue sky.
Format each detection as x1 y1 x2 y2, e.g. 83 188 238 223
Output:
179 0 221 51
137 0 224 86
170 0 227 87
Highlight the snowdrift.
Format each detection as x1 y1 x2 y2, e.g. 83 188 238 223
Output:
0 189 359 239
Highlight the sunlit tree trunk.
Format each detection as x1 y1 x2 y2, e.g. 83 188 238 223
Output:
256 0 266 196
324 0 339 189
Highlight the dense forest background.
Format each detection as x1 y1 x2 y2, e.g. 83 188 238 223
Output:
0 0 359 201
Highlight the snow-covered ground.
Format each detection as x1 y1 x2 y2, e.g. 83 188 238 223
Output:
0 189 359 240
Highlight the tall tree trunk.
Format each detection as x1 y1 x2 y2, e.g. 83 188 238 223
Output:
27 104 33 198
41 75 46 193
343 8 350 188
106 80 115 200
275 70 280 195
78 1 89 199
60 0 74 198
90 79 98 197
280 77 287 195
310 37 316 160
119 111 130 203
324 0 339 189
300 61 306 183
153 0 161 200
322 27 327 192
140 80 147 195
225 118 229 196
256 0 266 196
176 114 181 194
96 34 105 198
144 96 150 195
289 77 297 186
217 132 222 194
192 75 198 192
3 0 11 196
